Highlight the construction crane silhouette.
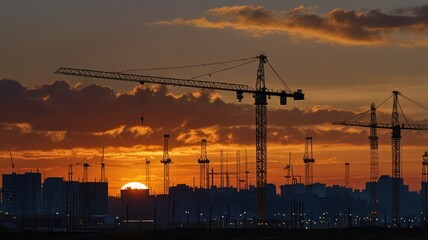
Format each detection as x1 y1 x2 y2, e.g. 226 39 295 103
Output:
198 139 210 189
236 150 241 191
68 163 74 182
146 157 151 194
76 158 90 183
8 148 15 174
422 152 428 227
285 152 301 185
161 134 172 195
55 54 304 223
100 146 107 182
244 149 250 190
303 137 315 186
345 162 350 188
333 90 428 227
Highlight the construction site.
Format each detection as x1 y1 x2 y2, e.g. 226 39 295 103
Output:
1 54 426 236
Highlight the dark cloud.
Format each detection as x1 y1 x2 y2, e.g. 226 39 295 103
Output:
155 4 428 46
0 79 426 151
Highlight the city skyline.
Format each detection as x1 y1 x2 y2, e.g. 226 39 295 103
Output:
1 1 427 196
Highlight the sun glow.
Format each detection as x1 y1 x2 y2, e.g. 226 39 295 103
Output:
121 182 148 190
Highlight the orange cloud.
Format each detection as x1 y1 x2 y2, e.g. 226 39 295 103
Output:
155 4 428 47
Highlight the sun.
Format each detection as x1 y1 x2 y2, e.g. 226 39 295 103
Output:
121 182 148 190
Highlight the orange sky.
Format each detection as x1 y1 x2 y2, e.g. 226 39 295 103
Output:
0 1 427 196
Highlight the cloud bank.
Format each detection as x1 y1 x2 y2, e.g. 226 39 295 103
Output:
155 5 428 46
1 79 426 151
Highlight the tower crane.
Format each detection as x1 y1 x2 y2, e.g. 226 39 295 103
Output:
161 134 172 195
244 149 250 190
333 91 428 227
303 137 315 185
76 158 90 183
198 139 210 189
55 54 305 223
422 152 428 227
146 157 151 194
285 152 301 185
8 148 15 174
100 146 107 182
68 163 74 181
345 162 350 188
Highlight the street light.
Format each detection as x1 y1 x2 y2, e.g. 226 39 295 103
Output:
243 212 247 228
185 211 190 228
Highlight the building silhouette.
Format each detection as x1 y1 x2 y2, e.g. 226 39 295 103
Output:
1 172 41 216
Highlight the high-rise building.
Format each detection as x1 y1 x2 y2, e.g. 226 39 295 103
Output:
78 182 108 224
1 172 41 215
42 177 79 216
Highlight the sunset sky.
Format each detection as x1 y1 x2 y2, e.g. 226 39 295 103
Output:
1 1 427 195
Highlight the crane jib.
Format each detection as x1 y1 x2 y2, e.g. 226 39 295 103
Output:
55 67 304 101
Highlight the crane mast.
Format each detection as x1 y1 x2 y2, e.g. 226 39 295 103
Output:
75 158 90 183
303 137 315 185
369 103 379 224
9 148 15 174
255 55 268 224
391 91 401 226
161 134 172 195
285 151 292 185
345 162 350 188
68 164 73 182
55 54 305 224
245 149 249 190
236 150 241 191
146 157 151 194
100 146 106 182
422 152 428 227
198 139 209 189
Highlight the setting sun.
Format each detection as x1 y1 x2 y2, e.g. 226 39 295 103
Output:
121 182 148 190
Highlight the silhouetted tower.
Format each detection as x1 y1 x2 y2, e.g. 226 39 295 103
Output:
83 158 90 183
100 146 106 182
255 55 268 223
76 158 90 182
220 150 224 188
369 103 380 223
285 152 300 185
226 150 230 188
245 149 249 190
146 157 151 194
285 152 292 185
391 91 402 226
198 139 210 189
236 150 241 191
345 162 350 188
161 134 172 195
8 148 15 174
68 164 73 182
303 137 315 185
422 152 428 227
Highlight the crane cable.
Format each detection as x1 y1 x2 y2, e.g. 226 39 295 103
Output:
400 93 428 111
266 59 293 93
122 57 257 73
342 94 393 123
189 59 257 80
398 99 411 126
